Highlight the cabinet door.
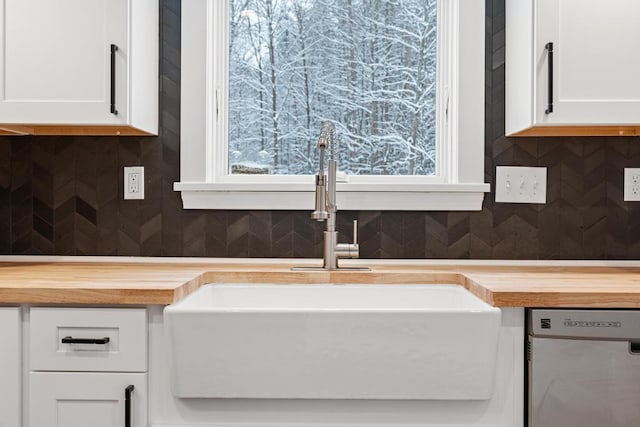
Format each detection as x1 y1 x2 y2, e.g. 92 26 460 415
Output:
0 308 21 427
535 0 640 125
29 373 147 427
0 0 128 125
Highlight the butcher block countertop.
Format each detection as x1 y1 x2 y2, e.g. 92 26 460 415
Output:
1 257 640 307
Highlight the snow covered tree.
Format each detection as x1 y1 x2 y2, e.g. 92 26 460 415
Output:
228 0 438 176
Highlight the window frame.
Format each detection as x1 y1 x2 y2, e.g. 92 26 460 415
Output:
175 0 489 210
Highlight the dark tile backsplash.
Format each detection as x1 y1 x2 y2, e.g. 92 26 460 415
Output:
1 0 639 259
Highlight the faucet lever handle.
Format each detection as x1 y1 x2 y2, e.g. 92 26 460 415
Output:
352 219 358 244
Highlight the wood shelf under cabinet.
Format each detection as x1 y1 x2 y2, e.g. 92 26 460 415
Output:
0 124 154 136
510 126 640 138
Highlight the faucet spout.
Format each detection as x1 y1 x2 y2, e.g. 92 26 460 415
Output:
317 121 334 150
311 128 329 221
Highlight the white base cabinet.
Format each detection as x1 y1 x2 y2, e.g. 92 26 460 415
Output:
0 0 158 135
29 373 146 427
0 307 21 427
28 307 148 427
506 0 640 136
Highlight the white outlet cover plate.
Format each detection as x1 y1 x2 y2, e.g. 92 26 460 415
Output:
495 166 547 204
624 168 640 201
124 166 144 200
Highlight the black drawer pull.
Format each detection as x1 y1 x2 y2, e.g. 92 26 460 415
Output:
61 336 110 345
125 385 134 427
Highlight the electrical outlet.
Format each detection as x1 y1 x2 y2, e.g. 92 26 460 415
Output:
624 168 640 201
124 166 144 200
495 166 547 204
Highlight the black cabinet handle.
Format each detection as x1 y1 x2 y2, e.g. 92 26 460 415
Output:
545 42 553 114
110 44 118 115
125 385 134 427
61 336 110 345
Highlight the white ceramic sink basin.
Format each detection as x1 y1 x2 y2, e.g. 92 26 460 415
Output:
164 283 501 400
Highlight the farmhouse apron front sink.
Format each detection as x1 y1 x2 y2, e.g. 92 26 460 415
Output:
164 283 502 400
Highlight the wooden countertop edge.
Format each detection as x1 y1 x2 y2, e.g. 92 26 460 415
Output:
0 287 178 305
462 276 640 308
2 261 640 307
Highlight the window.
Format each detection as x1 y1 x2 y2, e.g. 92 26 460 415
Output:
229 0 437 177
176 0 489 210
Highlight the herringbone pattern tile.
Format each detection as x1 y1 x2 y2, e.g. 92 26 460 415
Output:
448 213 471 259
293 212 321 258
582 140 607 259
205 212 228 257
424 212 448 258
356 211 381 258
182 212 205 257
271 212 294 257
402 213 426 258
380 212 405 258
1 0 640 261
469 208 492 259
75 139 99 255
139 137 163 256
96 141 119 255
32 140 54 254
248 212 271 258
10 141 33 254
227 212 250 258
0 140 11 253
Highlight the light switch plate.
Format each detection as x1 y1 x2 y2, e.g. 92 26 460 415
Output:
495 166 546 204
624 168 640 201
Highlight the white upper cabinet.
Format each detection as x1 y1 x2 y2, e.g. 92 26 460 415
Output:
506 0 640 136
0 0 158 135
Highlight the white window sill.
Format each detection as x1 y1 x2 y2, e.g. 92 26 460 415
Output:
174 182 490 211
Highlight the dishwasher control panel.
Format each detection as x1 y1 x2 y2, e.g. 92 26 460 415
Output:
529 309 640 340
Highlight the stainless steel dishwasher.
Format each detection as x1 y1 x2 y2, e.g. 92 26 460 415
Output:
528 309 640 427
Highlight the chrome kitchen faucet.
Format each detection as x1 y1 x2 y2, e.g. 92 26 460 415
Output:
293 121 368 271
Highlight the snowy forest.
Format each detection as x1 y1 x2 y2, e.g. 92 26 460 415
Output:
228 0 438 176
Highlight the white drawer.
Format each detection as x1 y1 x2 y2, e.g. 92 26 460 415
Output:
30 307 147 372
